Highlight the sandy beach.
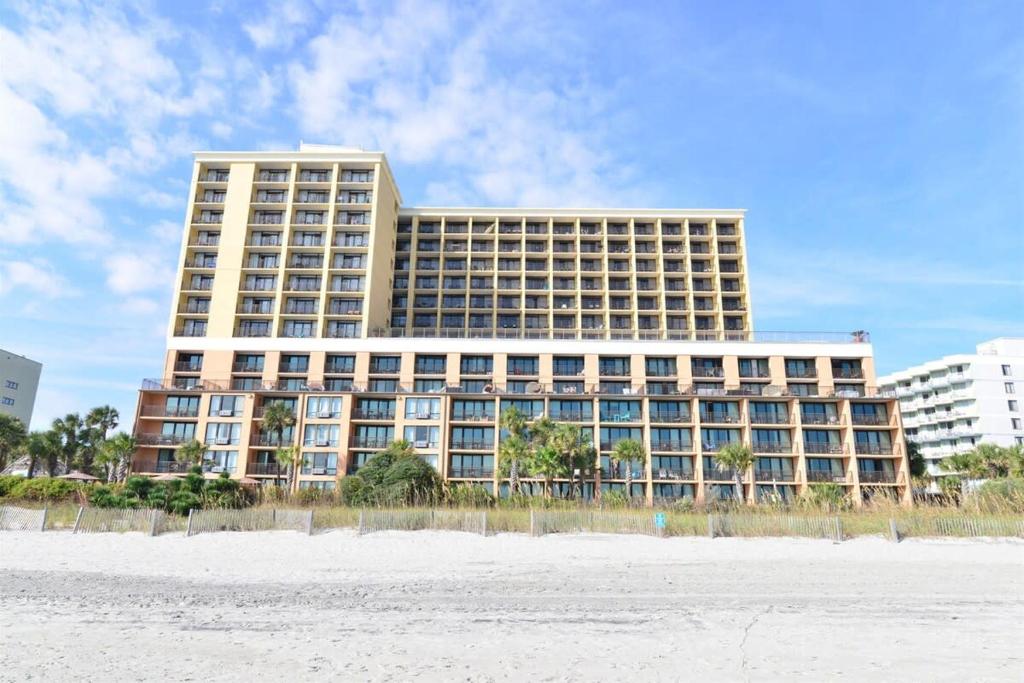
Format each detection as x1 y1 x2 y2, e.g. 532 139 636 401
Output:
0 530 1021 682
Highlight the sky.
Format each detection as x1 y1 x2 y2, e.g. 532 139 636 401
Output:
1 0 1022 431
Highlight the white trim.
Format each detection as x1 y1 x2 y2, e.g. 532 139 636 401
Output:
165 335 874 359
398 207 746 218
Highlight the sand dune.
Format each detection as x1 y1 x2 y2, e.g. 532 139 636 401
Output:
0 531 1021 681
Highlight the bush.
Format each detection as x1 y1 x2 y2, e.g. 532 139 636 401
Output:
338 476 368 505
601 490 629 509
0 475 24 497
6 477 82 502
168 490 202 516
799 483 851 512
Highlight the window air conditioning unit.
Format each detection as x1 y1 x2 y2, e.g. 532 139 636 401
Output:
414 440 428 448
312 467 327 475
211 466 225 473
318 410 332 418
215 437 230 445
219 409 234 417
417 410 431 419
315 439 329 447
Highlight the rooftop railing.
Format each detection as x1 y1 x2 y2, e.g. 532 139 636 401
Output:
368 328 871 344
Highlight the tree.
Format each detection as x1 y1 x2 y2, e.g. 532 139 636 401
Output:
940 443 1024 481
23 431 60 479
51 413 84 472
548 423 595 499
95 432 136 482
0 414 28 472
500 407 529 495
341 440 440 506
906 440 926 478
610 438 647 500
715 443 755 503
529 445 568 497
81 405 120 475
274 446 300 490
175 439 207 467
261 401 296 448
86 405 120 439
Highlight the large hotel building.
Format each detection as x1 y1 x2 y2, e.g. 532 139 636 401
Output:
131 144 911 505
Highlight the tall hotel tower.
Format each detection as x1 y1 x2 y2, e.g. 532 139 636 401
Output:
132 144 911 505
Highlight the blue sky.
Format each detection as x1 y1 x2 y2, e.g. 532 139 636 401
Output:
1 0 1022 431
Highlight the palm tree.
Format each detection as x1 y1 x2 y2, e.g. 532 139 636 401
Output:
0 414 27 472
529 444 568 497
610 438 647 500
22 431 60 479
51 413 83 472
549 423 595 499
86 405 120 439
500 407 528 495
96 432 136 482
274 446 300 490
716 443 755 503
261 401 296 449
175 439 207 468
382 439 416 458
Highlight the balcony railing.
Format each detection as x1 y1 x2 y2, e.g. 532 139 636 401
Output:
832 368 865 379
248 463 282 476
699 411 742 423
250 434 294 447
350 437 390 448
755 469 795 482
703 467 738 481
692 366 725 378
855 443 896 456
800 413 843 426
806 471 848 484
752 442 793 454
786 368 818 379
851 414 889 426
136 433 190 446
448 467 494 478
451 412 496 421
653 468 694 480
174 362 203 372
858 470 898 484
650 440 691 452
367 328 873 343
139 406 199 418
749 413 789 424
352 410 395 420
153 461 191 473
449 440 494 450
803 442 845 454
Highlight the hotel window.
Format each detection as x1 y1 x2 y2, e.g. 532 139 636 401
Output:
280 355 309 373
370 356 401 374
1 397 13 406
1005 382 1016 394
209 395 244 417
301 452 338 476
406 398 441 419
1002 364 1012 376
205 423 241 446
341 169 373 182
1012 418 1021 430
508 357 539 376
5 380 18 390
405 425 440 448
461 355 493 375
415 355 446 375
307 397 342 418
202 451 238 473
645 358 677 377
282 321 316 338
1009 400 1019 412
304 424 340 447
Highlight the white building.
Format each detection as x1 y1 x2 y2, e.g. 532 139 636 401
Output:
0 349 42 428
879 338 1024 488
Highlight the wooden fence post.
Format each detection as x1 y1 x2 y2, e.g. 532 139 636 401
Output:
306 509 314 536
707 513 715 539
40 505 48 532
481 511 488 537
889 518 900 543
149 510 159 537
186 509 194 537
529 509 536 537
72 506 84 534
358 510 364 535
832 516 843 544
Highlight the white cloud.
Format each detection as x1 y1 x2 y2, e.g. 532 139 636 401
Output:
0 259 69 298
104 252 176 295
244 0 313 50
285 1 643 207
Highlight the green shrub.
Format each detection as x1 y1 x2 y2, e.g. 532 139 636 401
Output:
799 483 852 512
338 476 367 506
0 475 24 497
168 490 202 516
7 477 81 502
601 490 629 508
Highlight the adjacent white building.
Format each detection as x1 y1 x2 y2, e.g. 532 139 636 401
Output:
879 338 1024 488
0 349 43 428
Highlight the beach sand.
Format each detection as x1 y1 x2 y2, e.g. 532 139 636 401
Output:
0 530 1021 681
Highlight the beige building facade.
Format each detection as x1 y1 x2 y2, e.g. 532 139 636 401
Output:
132 144 911 505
